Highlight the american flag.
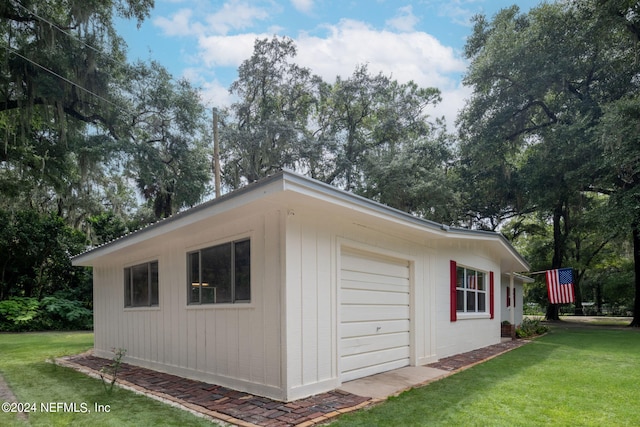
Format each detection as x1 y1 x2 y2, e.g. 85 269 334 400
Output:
546 268 575 304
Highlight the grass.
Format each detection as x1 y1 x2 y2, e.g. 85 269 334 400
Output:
0 332 216 426
332 323 640 427
2 324 639 427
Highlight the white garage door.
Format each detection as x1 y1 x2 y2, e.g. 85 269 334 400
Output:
340 248 411 382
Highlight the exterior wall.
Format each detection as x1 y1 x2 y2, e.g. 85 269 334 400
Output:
501 275 524 326
92 207 287 400
432 242 503 360
87 178 525 401
280 204 507 400
281 204 435 400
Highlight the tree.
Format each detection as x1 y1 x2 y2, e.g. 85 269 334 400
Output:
313 65 451 220
121 61 211 219
0 209 87 301
457 1 637 320
221 36 320 188
2 1 211 223
598 95 640 325
221 37 454 222
1 0 153 198
319 66 442 184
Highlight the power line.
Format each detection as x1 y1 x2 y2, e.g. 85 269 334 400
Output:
4 46 133 117
10 0 123 68
5 0 136 117
5 1 213 122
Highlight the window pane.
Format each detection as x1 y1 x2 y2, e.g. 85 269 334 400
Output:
202 243 231 303
467 270 477 289
132 264 149 306
234 240 251 302
466 290 476 311
456 289 464 312
150 261 159 305
478 292 486 312
124 268 132 307
477 272 485 291
201 285 217 303
456 267 465 289
189 252 200 303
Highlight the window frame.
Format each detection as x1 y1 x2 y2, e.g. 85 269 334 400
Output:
187 238 251 305
124 260 159 308
455 265 489 315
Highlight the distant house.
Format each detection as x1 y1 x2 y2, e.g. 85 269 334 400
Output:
72 170 530 402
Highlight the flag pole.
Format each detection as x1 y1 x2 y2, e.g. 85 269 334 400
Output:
521 270 548 276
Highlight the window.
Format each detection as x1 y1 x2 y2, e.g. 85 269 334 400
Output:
450 261 494 321
188 239 250 304
124 261 159 307
455 266 487 314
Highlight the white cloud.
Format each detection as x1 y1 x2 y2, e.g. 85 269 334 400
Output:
291 0 314 14
197 33 264 67
295 19 466 89
154 9 205 37
154 1 270 37
438 83 473 130
290 20 468 128
165 13 469 128
205 1 270 35
386 5 419 32
200 80 236 108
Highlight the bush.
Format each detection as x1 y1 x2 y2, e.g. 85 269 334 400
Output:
0 297 40 331
0 296 92 331
40 296 93 330
516 317 549 338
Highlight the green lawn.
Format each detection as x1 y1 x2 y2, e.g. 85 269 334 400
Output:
1 325 639 427
0 332 215 426
332 323 640 427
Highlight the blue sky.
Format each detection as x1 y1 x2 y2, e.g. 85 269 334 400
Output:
117 0 543 127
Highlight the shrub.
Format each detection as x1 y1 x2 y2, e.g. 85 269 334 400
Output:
0 297 40 331
40 296 93 330
0 296 92 331
516 317 549 338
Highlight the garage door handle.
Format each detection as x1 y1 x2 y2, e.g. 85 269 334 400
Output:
376 326 381 332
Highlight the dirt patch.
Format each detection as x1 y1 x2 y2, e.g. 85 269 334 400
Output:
0 374 28 421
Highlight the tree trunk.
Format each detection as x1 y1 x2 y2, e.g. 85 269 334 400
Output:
629 224 640 327
573 282 583 316
546 204 565 321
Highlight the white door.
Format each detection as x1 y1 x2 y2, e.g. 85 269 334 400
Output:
340 248 411 382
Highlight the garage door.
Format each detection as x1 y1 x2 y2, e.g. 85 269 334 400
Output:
340 248 411 382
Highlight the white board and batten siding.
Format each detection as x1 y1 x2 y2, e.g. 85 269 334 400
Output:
91 209 286 399
340 248 411 382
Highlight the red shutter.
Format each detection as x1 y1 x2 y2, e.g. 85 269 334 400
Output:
450 260 457 322
513 287 516 307
490 271 495 319
506 286 511 307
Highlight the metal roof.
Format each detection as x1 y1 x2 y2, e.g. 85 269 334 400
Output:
72 170 530 271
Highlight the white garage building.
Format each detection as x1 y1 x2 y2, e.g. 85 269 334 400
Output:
72 170 529 402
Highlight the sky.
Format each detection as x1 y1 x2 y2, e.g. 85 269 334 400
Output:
116 0 543 128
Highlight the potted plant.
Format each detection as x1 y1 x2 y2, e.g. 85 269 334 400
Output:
501 320 515 337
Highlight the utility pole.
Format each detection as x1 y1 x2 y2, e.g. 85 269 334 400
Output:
213 108 221 198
